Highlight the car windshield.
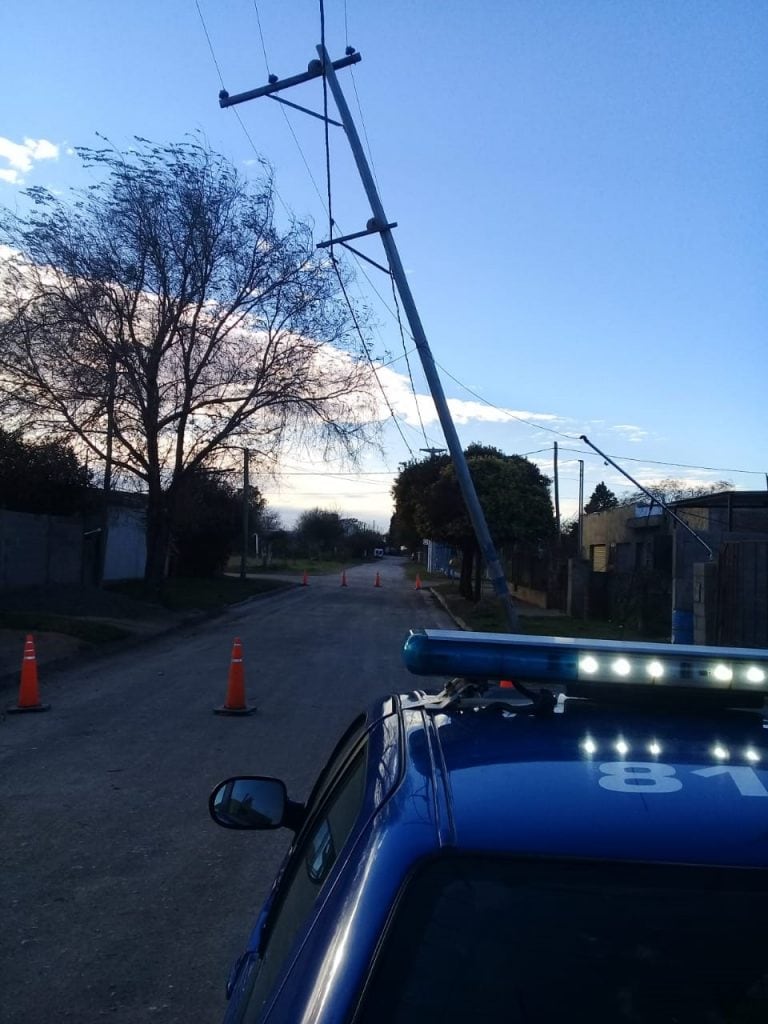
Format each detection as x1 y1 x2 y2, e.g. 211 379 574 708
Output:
357 856 768 1023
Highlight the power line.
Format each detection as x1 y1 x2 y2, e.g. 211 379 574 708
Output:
433 361 764 478
557 446 763 477
389 269 428 448
331 256 415 457
194 0 226 88
252 0 272 75
196 2 417 458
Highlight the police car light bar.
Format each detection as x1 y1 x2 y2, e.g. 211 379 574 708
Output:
402 630 768 697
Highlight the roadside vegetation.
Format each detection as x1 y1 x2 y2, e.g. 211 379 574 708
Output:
429 582 665 641
108 576 290 612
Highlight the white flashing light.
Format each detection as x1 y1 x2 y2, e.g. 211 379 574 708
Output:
402 630 768 702
745 749 761 763
648 741 662 756
582 738 597 756
615 739 630 756
713 745 729 760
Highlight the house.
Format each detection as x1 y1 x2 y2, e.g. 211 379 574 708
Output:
668 491 768 647
574 502 673 635
573 491 768 646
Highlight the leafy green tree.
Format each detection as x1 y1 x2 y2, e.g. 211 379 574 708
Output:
342 524 383 560
393 444 554 600
0 138 375 583
0 427 91 515
170 469 251 577
584 482 619 514
294 508 346 559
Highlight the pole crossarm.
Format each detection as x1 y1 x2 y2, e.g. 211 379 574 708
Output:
219 51 361 108
267 93 343 127
317 222 398 249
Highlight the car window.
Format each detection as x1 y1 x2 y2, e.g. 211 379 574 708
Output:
242 744 368 1022
355 856 768 1023
303 713 367 820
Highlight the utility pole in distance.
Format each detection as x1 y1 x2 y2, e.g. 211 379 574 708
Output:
578 459 584 557
241 447 250 581
220 46 520 630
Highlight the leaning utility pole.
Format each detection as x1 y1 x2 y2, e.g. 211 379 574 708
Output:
220 46 520 629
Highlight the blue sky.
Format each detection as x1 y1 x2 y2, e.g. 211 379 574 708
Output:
2 0 766 528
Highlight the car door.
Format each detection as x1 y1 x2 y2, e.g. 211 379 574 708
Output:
224 716 370 1023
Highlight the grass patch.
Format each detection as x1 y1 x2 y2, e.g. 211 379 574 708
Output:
402 562 447 583
0 611 131 644
108 575 291 611
435 587 663 641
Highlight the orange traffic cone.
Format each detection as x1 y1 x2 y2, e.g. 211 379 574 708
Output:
302 570 308 586
214 638 256 716
7 635 50 714
374 572 382 588
415 574 422 591
341 569 348 587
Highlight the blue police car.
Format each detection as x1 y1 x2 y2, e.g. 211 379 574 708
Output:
210 630 768 1022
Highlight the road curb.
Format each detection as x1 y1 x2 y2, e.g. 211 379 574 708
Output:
427 587 471 631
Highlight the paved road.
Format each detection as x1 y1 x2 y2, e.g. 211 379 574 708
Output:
0 559 452 1023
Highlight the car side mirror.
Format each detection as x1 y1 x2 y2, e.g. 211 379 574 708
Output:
209 776 288 830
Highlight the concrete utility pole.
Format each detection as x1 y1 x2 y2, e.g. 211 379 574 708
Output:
220 46 520 630
578 459 584 557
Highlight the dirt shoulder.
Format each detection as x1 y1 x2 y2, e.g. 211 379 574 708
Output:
0 577 294 689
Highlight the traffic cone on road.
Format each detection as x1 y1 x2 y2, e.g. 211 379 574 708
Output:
7 635 50 714
415 574 422 591
341 570 348 587
301 570 308 586
374 572 382 588
214 638 256 716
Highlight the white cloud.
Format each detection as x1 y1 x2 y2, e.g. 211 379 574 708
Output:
0 136 60 186
609 423 649 443
374 363 561 429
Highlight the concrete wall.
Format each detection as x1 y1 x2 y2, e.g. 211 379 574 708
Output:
0 505 146 588
693 560 718 645
0 510 83 588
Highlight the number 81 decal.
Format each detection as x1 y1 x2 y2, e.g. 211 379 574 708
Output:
598 762 768 797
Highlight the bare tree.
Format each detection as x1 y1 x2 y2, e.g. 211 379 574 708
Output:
0 139 376 581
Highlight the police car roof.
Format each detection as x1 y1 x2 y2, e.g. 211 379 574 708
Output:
398 697 768 869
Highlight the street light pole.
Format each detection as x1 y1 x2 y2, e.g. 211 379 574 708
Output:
240 448 250 581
